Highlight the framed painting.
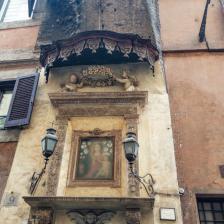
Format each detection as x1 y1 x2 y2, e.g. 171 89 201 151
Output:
68 129 122 187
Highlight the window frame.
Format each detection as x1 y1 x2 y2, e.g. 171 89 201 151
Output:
0 0 10 22
67 129 122 188
0 0 35 23
197 197 224 224
0 78 16 129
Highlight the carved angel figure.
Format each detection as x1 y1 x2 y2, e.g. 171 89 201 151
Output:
114 71 138 91
67 211 115 224
61 74 83 92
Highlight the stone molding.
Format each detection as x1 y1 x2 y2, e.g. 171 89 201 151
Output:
23 196 154 210
57 105 138 118
49 91 148 108
46 117 68 196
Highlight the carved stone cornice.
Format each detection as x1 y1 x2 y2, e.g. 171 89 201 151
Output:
23 196 154 211
40 30 159 70
57 105 138 118
49 91 148 108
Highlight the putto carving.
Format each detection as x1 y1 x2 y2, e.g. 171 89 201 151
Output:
115 71 139 91
61 66 138 92
67 210 115 224
61 74 83 92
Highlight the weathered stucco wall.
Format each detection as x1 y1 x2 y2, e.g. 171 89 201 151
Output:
159 0 224 50
0 61 182 224
165 53 224 224
0 67 54 224
0 23 39 65
38 0 153 43
0 142 17 201
82 0 153 37
160 0 224 222
0 26 39 50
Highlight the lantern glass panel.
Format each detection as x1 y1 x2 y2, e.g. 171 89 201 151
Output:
133 142 139 156
41 138 46 153
125 141 136 155
46 138 57 153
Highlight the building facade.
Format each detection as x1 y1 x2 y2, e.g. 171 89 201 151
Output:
0 1 183 224
159 0 224 223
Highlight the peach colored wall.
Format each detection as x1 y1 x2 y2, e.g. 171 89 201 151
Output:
0 26 39 50
165 53 224 224
159 0 224 50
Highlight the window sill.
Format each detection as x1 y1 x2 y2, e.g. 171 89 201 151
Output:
0 19 41 30
0 129 20 142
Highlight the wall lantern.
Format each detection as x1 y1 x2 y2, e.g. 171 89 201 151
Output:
123 132 139 163
123 132 155 196
41 128 58 158
29 128 58 195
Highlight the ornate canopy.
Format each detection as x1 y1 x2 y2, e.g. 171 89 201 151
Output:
39 30 159 82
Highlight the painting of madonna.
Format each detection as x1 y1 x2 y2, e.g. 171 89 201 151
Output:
76 137 114 180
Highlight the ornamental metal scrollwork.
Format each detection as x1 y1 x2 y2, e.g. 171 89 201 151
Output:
40 30 159 83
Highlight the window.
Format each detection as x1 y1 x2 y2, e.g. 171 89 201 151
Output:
197 198 224 224
0 0 5 10
0 0 9 21
0 0 32 22
0 73 39 129
0 89 14 129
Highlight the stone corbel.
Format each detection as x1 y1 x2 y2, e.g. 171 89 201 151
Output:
125 208 141 224
124 114 139 134
28 207 54 224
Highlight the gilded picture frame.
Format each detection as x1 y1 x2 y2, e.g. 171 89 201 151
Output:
67 129 122 187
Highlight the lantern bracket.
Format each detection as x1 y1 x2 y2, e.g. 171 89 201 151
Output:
129 162 155 197
29 158 49 195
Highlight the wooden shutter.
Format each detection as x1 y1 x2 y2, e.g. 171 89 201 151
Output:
4 73 39 128
28 0 35 17
0 91 3 103
0 0 4 11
